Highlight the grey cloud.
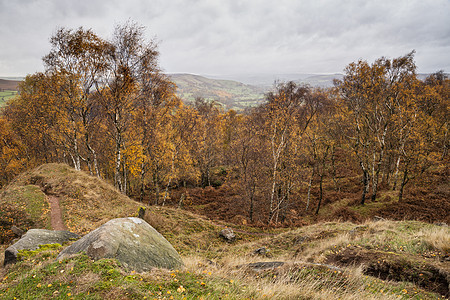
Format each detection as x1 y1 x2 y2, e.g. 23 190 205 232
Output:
0 0 448 76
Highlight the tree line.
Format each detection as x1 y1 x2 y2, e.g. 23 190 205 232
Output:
0 23 448 225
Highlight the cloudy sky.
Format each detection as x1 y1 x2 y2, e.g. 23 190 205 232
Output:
0 0 449 77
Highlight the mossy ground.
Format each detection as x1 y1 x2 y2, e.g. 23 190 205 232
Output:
1 164 448 299
0 185 50 243
1 220 448 299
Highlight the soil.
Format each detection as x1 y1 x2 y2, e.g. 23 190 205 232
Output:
47 195 66 231
326 246 450 298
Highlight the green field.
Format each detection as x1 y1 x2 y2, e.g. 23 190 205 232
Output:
0 90 17 107
170 74 266 110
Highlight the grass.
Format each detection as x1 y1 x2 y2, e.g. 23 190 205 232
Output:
0 90 17 107
6 163 142 235
0 184 50 243
0 164 448 299
0 237 445 299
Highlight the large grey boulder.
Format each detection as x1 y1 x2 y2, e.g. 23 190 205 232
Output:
4 229 79 266
57 217 183 272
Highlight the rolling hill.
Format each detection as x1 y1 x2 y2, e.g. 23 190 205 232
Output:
0 79 20 91
169 73 346 109
170 73 266 110
0 78 21 107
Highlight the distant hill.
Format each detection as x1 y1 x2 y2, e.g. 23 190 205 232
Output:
0 78 21 91
169 73 348 109
170 73 266 110
204 73 344 88
296 74 344 87
0 73 443 110
0 79 21 107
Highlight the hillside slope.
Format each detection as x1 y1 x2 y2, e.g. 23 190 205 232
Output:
0 164 448 299
0 163 269 251
170 73 266 109
0 79 20 91
1 219 448 299
0 163 142 240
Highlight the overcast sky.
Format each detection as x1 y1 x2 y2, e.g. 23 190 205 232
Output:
0 0 449 77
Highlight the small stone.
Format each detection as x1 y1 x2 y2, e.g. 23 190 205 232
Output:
253 247 268 256
10 226 24 237
219 228 235 242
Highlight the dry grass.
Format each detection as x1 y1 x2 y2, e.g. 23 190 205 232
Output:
417 225 450 253
4 163 142 235
1 164 448 299
1 218 447 299
182 255 401 299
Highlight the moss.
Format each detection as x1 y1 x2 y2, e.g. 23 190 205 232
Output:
17 243 62 260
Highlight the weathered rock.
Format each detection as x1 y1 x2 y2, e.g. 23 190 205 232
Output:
252 247 268 256
373 216 385 221
219 228 235 242
57 217 183 272
243 261 285 272
11 225 24 237
4 229 79 266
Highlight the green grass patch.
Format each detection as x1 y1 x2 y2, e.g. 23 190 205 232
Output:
0 251 253 300
0 90 17 107
0 184 50 243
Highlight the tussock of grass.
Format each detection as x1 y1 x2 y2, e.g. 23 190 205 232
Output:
417 226 450 254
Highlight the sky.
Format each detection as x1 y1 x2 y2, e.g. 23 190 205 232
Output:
0 0 449 78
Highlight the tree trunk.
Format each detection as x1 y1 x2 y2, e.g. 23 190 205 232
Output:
305 168 314 211
315 174 324 215
361 168 370 205
249 191 254 222
398 168 409 202
123 160 128 195
72 120 81 171
154 172 160 205
331 147 340 192
268 160 278 225
115 146 123 192
392 155 401 191
139 161 146 203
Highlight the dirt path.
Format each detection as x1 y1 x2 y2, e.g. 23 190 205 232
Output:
47 195 66 231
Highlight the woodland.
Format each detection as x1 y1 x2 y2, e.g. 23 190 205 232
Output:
0 23 448 226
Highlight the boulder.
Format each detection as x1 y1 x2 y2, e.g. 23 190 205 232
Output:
4 229 79 266
57 217 183 272
219 228 235 242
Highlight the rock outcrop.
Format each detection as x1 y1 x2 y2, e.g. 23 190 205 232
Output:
57 217 183 272
4 229 79 265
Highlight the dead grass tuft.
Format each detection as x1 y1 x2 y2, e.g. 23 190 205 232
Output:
417 226 450 253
